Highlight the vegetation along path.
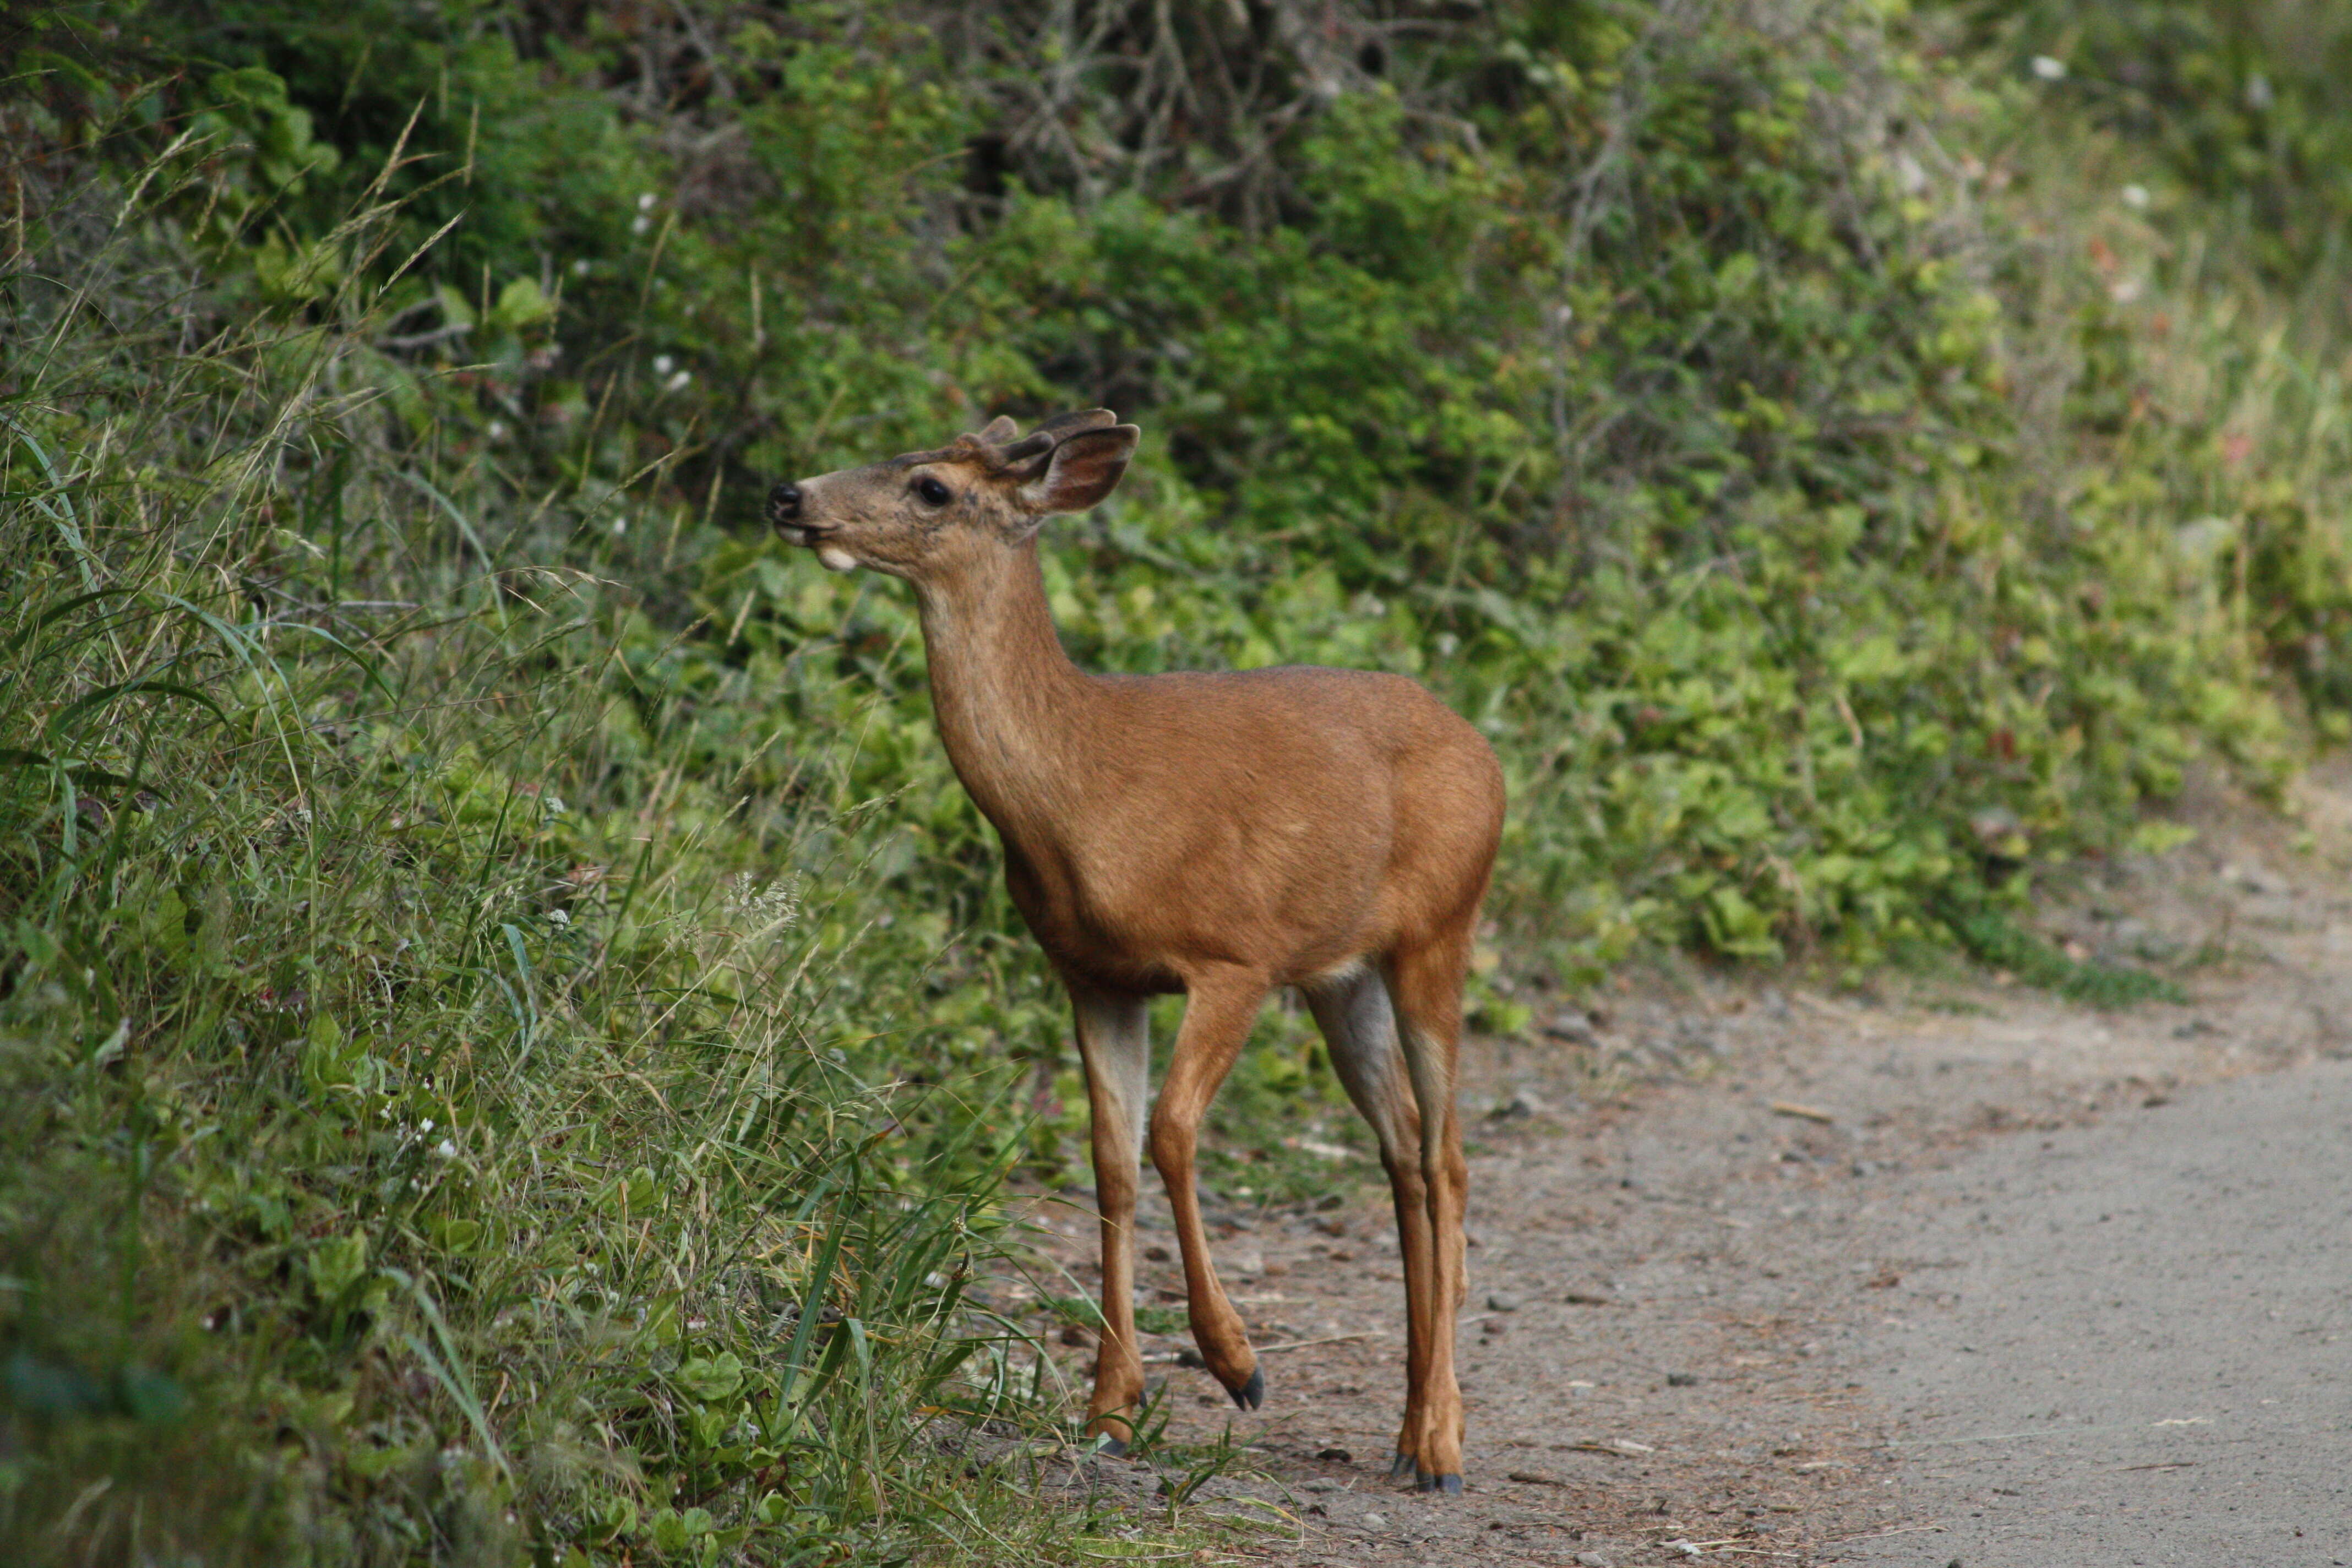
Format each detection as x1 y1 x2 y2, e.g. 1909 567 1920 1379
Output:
11 1 2352 1560
1016 769 2352 1565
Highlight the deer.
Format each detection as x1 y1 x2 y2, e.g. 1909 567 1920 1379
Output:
768 411 1505 1493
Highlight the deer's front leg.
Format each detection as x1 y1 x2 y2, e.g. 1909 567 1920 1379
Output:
1149 967 1272 1409
1070 981 1151 1452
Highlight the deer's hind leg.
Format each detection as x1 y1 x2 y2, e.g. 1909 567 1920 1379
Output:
1302 963 1436 1484
1383 930 1473 1493
1069 979 1151 1452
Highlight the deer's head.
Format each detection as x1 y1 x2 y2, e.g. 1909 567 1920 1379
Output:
769 411 1139 580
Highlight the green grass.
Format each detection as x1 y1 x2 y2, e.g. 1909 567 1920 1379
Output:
0 157 1114 1566
1940 908 2188 1008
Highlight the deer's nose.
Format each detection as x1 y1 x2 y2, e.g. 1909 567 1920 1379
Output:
768 481 802 525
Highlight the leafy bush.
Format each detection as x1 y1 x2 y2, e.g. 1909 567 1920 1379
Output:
44 0 2291 979
1942 0 2352 284
1920 0 2352 733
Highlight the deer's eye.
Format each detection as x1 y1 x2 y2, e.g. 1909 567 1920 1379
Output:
913 476 953 507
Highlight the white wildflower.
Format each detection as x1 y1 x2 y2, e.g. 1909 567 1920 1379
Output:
652 354 673 375
2121 184 2150 210
2030 55 2066 81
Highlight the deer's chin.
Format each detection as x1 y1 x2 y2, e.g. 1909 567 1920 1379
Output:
815 543 860 573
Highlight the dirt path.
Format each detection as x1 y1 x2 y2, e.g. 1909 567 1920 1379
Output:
1018 764 2352 1565
1839 1056 2351 1567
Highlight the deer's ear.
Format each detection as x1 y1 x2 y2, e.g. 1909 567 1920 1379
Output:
1023 424 1139 514
977 415 1020 444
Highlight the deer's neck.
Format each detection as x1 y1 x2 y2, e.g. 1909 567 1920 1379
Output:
914 541 1096 839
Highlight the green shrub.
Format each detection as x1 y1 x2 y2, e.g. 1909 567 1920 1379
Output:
34 0 2289 977
1939 0 2352 284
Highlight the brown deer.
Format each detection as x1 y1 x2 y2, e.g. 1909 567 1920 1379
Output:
769 411 1504 1492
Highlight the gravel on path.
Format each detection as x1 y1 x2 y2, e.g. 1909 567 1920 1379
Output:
1840 1059 2352 1568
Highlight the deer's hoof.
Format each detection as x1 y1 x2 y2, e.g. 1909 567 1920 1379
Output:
1415 1471 1463 1495
1227 1365 1264 1410
1089 1434 1129 1458
1388 1451 1416 1480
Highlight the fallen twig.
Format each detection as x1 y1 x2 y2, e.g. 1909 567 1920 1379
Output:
1555 1437 1655 1457
1829 1521 1945 1543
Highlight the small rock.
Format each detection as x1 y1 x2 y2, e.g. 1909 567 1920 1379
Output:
1490 1086 1549 1119
2224 861 2275 895
1575 1553 1617 1568
1543 1010 1598 1044
1315 1215 1349 1237
1222 1249 1265 1277
1672 1020 1723 1057
1665 1371 1697 1387
1303 1477 1338 1493
1486 1291 1522 1313
1143 1243 1172 1261
1360 1510 1390 1532
1315 1446 1353 1462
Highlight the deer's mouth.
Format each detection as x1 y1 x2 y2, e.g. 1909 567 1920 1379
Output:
781 524 860 573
